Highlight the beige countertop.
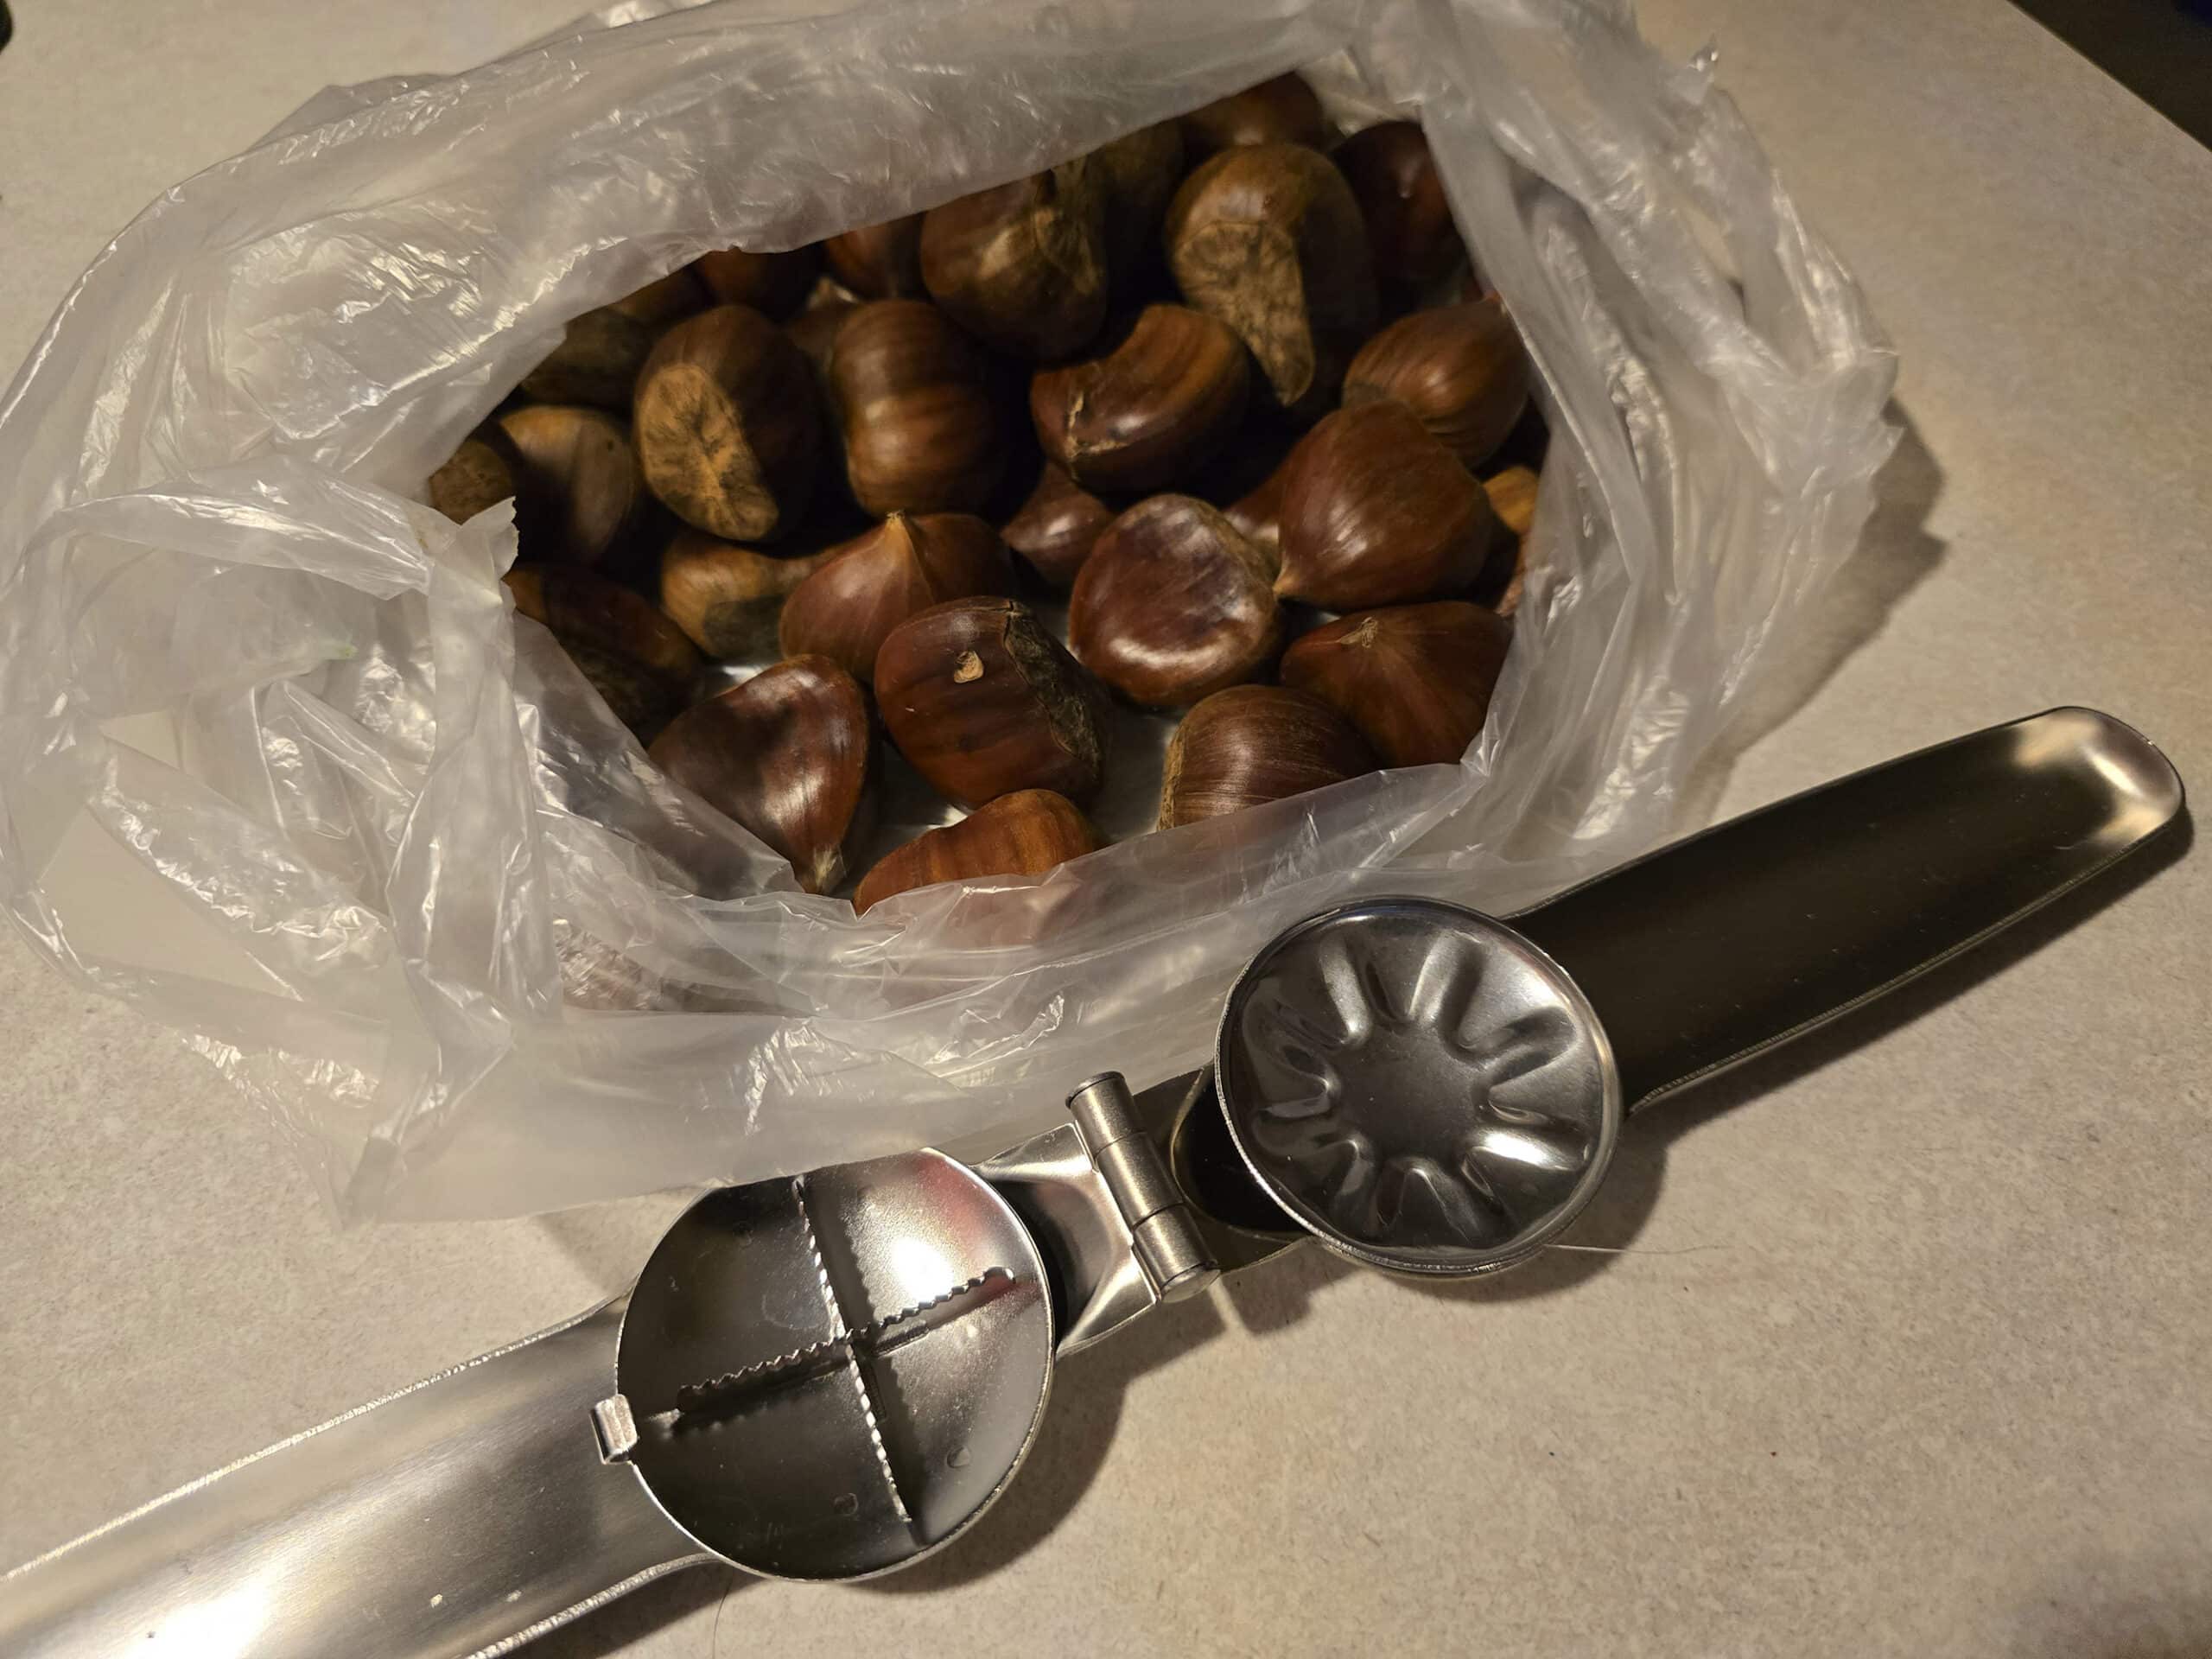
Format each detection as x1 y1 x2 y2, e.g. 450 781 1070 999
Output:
2 2 2207 1654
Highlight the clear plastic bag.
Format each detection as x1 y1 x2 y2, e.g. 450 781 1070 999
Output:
0 0 1896 1220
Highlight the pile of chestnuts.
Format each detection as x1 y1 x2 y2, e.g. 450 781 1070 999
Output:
429 71 1545 918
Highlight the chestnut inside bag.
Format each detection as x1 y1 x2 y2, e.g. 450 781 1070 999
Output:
0 0 1897 1219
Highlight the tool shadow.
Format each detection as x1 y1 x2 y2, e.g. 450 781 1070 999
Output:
1408 802 2194 1308
1675 404 1948 831
871 805 2202 1609
520 1290 1232 1651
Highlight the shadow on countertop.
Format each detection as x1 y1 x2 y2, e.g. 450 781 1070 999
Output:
519 1292 1235 1653
2012 0 2212 147
521 793 2193 1657
1678 404 1948 832
1406 800 2193 1309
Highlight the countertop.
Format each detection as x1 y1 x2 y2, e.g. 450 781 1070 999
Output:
2 2 2207 1655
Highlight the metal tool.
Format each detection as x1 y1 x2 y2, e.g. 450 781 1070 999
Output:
1 708 2183 1656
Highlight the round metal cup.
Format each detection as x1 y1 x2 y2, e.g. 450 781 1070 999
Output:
614 1149 1052 1580
1214 898 1622 1276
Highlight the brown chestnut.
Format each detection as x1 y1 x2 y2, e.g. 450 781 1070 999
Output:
1482 465 1539 619
1165 143 1377 421
1180 73 1328 162
634 304 823 543
1069 495 1281 708
556 925 754 1014
519 271 713 408
646 656 874 894
1483 463 1539 540
429 422 523 525
1029 305 1250 493
520 306 656 410
779 512 1014 683
606 267 710 328
786 298 859 378
1224 468 1287 558
1274 400 1500 609
1179 423 1292 549
1092 121 1186 283
1344 301 1531 470
505 564 701 742
1333 121 1464 311
468 404 659 575
658 529 833 659
1207 429 1298 558
824 216 925 300
1280 601 1510 768
852 789 1103 914
875 598 1105 808
919 162 1110 359
1158 684 1376 829
830 300 1004 516
690 245 822 320
1001 461 1116 589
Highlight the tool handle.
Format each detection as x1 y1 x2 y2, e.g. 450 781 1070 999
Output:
0 1300 705 1659
1512 709 2184 1110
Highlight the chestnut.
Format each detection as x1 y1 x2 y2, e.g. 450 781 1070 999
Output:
1343 301 1531 470
606 267 710 328
1280 601 1510 768
1225 474 1287 558
1158 684 1376 829
658 529 833 659
505 563 701 742
1274 400 1501 609
786 298 858 378
646 656 875 894
829 300 1004 516
875 598 1106 808
1000 461 1116 589
1179 73 1327 162
690 245 822 320
520 306 657 410
779 512 1014 683
1213 432 1298 558
464 404 659 575
1165 143 1377 422
919 162 1109 359
1333 121 1464 312
852 789 1103 914
1483 463 1539 540
824 216 925 300
557 927 752 1014
1029 304 1250 493
519 271 712 408
634 304 823 543
1069 495 1281 708
1092 121 1186 284
1482 465 1539 619
428 422 524 526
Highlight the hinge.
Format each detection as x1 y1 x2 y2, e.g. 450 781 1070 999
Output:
1065 1072 1220 1303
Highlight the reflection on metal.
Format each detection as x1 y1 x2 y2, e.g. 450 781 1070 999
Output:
1510 707 2186 1109
0 1301 706 1658
1214 899 1621 1277
0 709 2183 1656
609 1152 1052 1581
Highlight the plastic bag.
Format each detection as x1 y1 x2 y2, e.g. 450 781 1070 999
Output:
0 0 1896 1221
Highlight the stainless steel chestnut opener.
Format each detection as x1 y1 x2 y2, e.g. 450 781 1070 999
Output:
2 708 2183 1658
